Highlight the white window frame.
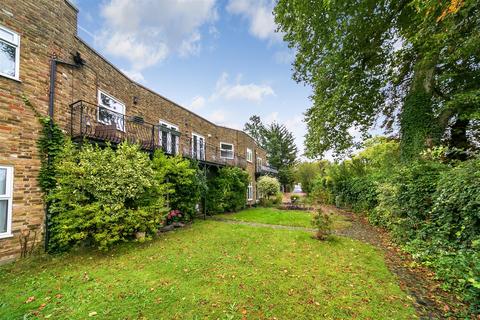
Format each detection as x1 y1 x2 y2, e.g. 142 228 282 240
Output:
0 25 20 81
192 132 206 161
247 182 253 201
246 148 253 163
159 120 179 155
220 142 234 160
97 90 126 131
257 157 263 169
0 165 14 239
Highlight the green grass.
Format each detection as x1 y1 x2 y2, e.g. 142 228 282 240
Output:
217 207 351 229
0 220 415 319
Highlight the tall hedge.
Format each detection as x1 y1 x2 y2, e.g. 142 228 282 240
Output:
206 167 250 214
151 151 206 219
312 138 480 311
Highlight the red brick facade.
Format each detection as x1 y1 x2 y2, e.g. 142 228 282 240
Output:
0 0 272 262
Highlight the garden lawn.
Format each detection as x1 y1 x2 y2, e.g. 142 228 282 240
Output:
217 207 351 229
0 221 415 319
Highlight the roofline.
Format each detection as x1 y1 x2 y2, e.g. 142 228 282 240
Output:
64 0 78 12
74 36 266 152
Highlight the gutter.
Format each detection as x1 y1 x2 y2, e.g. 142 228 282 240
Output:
45 53 84 252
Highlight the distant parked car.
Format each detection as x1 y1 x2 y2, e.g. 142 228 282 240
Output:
293 184 303 193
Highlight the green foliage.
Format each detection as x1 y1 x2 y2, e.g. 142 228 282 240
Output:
274 0 480 158
243 115 267 147
311 209 332 240
257 176 282 207
294 161 327 194
290 194 300 203
48 141 167 251
152 151 206 219
391 160 447 241
244 116 298 187
310 137 480 311
405 159 480 308
257 176 280 198
37 117 65 194
206 167 250 214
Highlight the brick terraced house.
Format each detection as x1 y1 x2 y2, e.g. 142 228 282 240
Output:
0 0 277 262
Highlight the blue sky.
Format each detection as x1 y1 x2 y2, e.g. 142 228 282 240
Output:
73 0 311 155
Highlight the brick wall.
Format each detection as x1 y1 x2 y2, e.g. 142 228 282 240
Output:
0 0 269 262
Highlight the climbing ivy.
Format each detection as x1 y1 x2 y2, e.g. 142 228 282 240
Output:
22 95 65 195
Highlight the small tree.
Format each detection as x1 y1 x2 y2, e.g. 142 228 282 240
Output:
257 176 280 199
311 208 332 240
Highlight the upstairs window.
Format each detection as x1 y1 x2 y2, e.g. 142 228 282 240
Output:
0 166 13 238
0 25 20 80
192 133 205 161
97 90 125 131
220 142 234 159
257 157 263 168
159 120 179 155
246 148 253 162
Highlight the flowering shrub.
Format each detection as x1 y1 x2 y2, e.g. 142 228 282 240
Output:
164 209 184 225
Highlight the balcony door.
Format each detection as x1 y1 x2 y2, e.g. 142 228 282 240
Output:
192 133 205 161
97 90 125 131
159 120 179 155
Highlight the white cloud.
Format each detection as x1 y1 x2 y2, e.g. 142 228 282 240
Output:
211 72 275 103
226 0 281 42
96 0 217 79
209 109 227 123
189 96 206 110
120 69 145 83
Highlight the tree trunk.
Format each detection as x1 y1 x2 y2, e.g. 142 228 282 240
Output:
400 55 439 160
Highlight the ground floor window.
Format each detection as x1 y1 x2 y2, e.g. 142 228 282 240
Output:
247 182 253 201
0 165 13 238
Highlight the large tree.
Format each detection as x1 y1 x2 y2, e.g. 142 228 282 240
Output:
244 117 298 188
274 0 480 159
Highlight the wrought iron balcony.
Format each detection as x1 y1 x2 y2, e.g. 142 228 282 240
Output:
70 100 247 169
70 100 178 154
255 164 279 176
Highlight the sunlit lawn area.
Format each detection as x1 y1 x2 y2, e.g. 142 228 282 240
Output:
217 207 351 230
0 219 414 319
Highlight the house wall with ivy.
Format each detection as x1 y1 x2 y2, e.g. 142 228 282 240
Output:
0 0 267 262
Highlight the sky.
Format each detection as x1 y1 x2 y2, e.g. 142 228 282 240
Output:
72 0 311 157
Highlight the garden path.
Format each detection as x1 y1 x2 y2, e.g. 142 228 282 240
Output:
211 206 471 319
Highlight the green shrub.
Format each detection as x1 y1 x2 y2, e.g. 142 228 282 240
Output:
391 160 447 242
311 208 332 240
152 151 206 219
207 167 250 214
48 141 167 251
257 176 280 197
290 194 300 203
403 158 480 308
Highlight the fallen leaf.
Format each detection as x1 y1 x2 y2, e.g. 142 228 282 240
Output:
88 311 97 317
25 296 35 304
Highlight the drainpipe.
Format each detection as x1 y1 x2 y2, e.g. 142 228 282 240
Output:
44 53 84 252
